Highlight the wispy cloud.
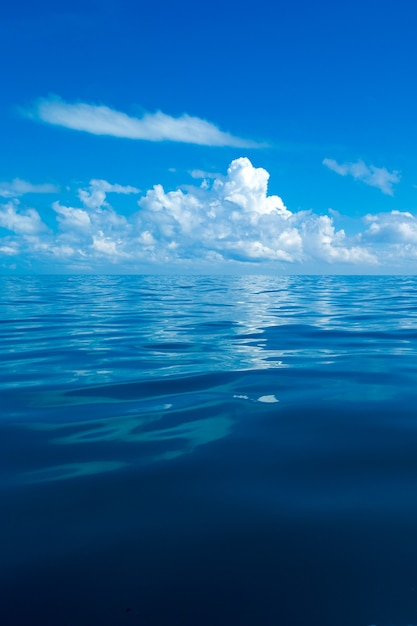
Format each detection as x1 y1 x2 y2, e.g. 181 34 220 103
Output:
0 178 59 198
26 96 258 148
323 158 400 195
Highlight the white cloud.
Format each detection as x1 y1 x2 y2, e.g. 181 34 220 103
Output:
53 178 137 235
91 231 127 258
53 201 91 230
0 243 19 256
222 157 290 217
3 159 417 271
363 210 417 243
0 201 47 235
42 179 135 265
28 96 257 148
189 169 220 180
0 178 59 198
137 157 373 265
323 158 400 195
298 213 376 264
49 244 75 258
78 179 140 210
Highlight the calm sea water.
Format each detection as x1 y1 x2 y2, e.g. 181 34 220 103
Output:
1 274 417 626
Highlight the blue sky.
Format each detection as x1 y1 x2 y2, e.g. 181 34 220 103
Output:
1 0 417 273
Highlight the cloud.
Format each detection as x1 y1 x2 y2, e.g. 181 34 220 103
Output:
299 214 376 264
78 179 140 209
6 159 417 271
189 169 220 180
53 202 91 230
363 210 417 244
91 231 128 258
323 158 400 195
359 210 417 264
48 179 135 263
0 178 59 198
0 243 19 256
136 157 375 265
0 200 47 235
28 96 257 148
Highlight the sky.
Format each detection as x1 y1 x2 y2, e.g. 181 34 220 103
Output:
1 0 417 274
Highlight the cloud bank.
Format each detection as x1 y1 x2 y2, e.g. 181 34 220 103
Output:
323 158 400 195
1 158 416 272
28 96 257 147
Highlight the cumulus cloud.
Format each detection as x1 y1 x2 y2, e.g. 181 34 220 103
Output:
136 157 374 264
363 210 417 243
78 179 140 209
323 158 400 195
91 231 128 259
299 214 376 264
4 159 417 271
358 210 417 265
28 96 257 148
51 179 133 262
53 202 91 230
0 201 47 235
0 178 59 198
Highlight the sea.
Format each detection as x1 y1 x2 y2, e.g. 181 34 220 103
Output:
1 274 417 626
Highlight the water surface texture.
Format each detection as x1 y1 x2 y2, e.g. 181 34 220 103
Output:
1 275 417 626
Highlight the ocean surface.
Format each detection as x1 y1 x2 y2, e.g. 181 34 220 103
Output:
1 274 417 626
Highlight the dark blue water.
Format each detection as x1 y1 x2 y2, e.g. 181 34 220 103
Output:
1 275 417 626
